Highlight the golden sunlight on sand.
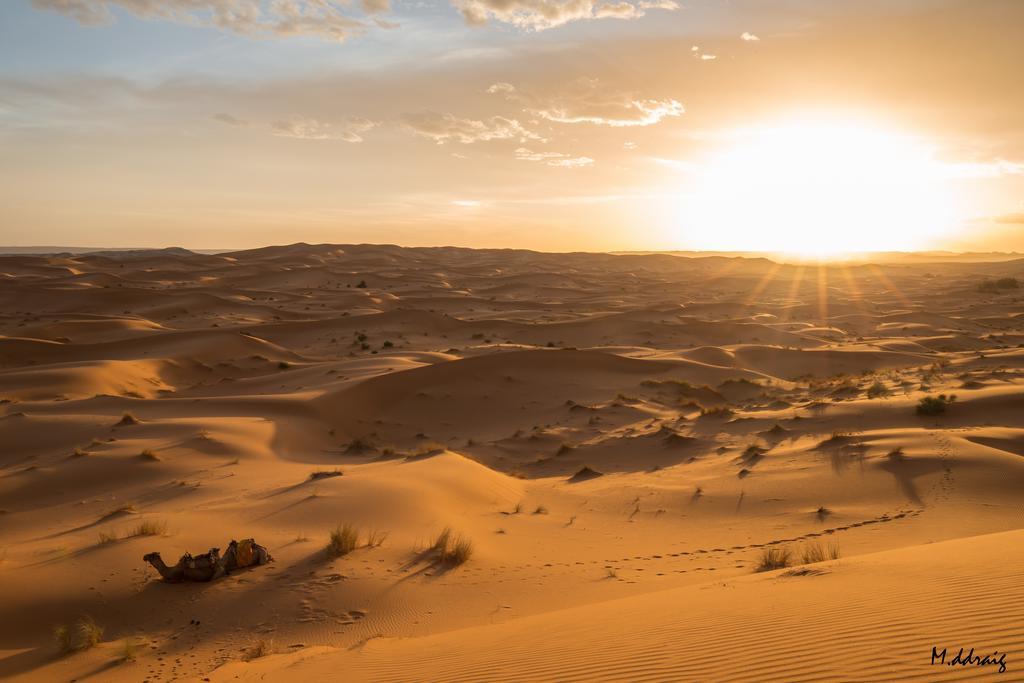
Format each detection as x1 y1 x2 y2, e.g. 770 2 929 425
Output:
1 244 1022 681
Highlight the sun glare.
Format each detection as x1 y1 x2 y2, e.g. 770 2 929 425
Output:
676 117 963 258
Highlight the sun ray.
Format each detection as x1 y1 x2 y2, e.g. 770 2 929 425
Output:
744 262 783 307
816 264 829 324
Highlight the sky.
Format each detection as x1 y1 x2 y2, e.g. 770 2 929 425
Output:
1 0 1023 253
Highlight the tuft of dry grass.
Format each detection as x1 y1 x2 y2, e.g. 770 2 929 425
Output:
117 413 140 426
327 523 359 556
129 519 167 537
800 541 840 565
55 616 104 654
97 531 118 545
53 625 72 654
308 469 343 481
138 449 161 462
244 638 274 661
366 529 389 548
532 505 549 515
121 636 140 663
432 527 473 566
755 546 792 572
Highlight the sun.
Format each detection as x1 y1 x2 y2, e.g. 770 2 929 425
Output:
675 116 963 258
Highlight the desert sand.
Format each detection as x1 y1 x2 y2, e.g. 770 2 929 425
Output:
1 243 1022 681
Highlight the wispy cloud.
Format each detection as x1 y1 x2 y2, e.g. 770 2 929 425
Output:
453 0 677 31
32 0 370 42
741 31 760 41
402 112 544 144
212 112 248 126
271 117 378 142
489 78 683 127
515 147 594 167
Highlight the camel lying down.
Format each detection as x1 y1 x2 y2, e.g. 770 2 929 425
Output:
143 539 273 583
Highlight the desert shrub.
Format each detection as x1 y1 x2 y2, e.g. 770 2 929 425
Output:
278 361 291 370
445 536 473 565
533 505 548 515
308 470 343 481
130 519 167 537
916 394 956 415
800 541 840 564
345 437 374 454
121 636 140 662
54 616 104 654
138 449 160 461
365 529 388 548
978 278 1019 293
327 523 359 556
97 531 118 545
700 406 734 419
755 546 791 572
117 413 140 426
244 638 273 661
432 527 473 566
866 381 889 398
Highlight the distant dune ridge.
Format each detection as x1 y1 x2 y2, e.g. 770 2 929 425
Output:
0 243 1022 681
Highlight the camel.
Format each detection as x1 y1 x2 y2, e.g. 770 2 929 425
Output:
143 548 224 583
143 539 272 582
221 538 273 574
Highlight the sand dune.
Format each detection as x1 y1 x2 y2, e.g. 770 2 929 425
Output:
1 244 1022 682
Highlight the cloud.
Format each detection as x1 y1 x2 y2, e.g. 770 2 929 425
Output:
944 159 1024 178
452 0 676 31
515 147 593 167
489 77 683 127
32 0 369 42
212 112 248 126
361 0 391 13
271 117 378 142
595 2 642 19
995 213 1024 224
402 112 544 144
741 31 760 41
